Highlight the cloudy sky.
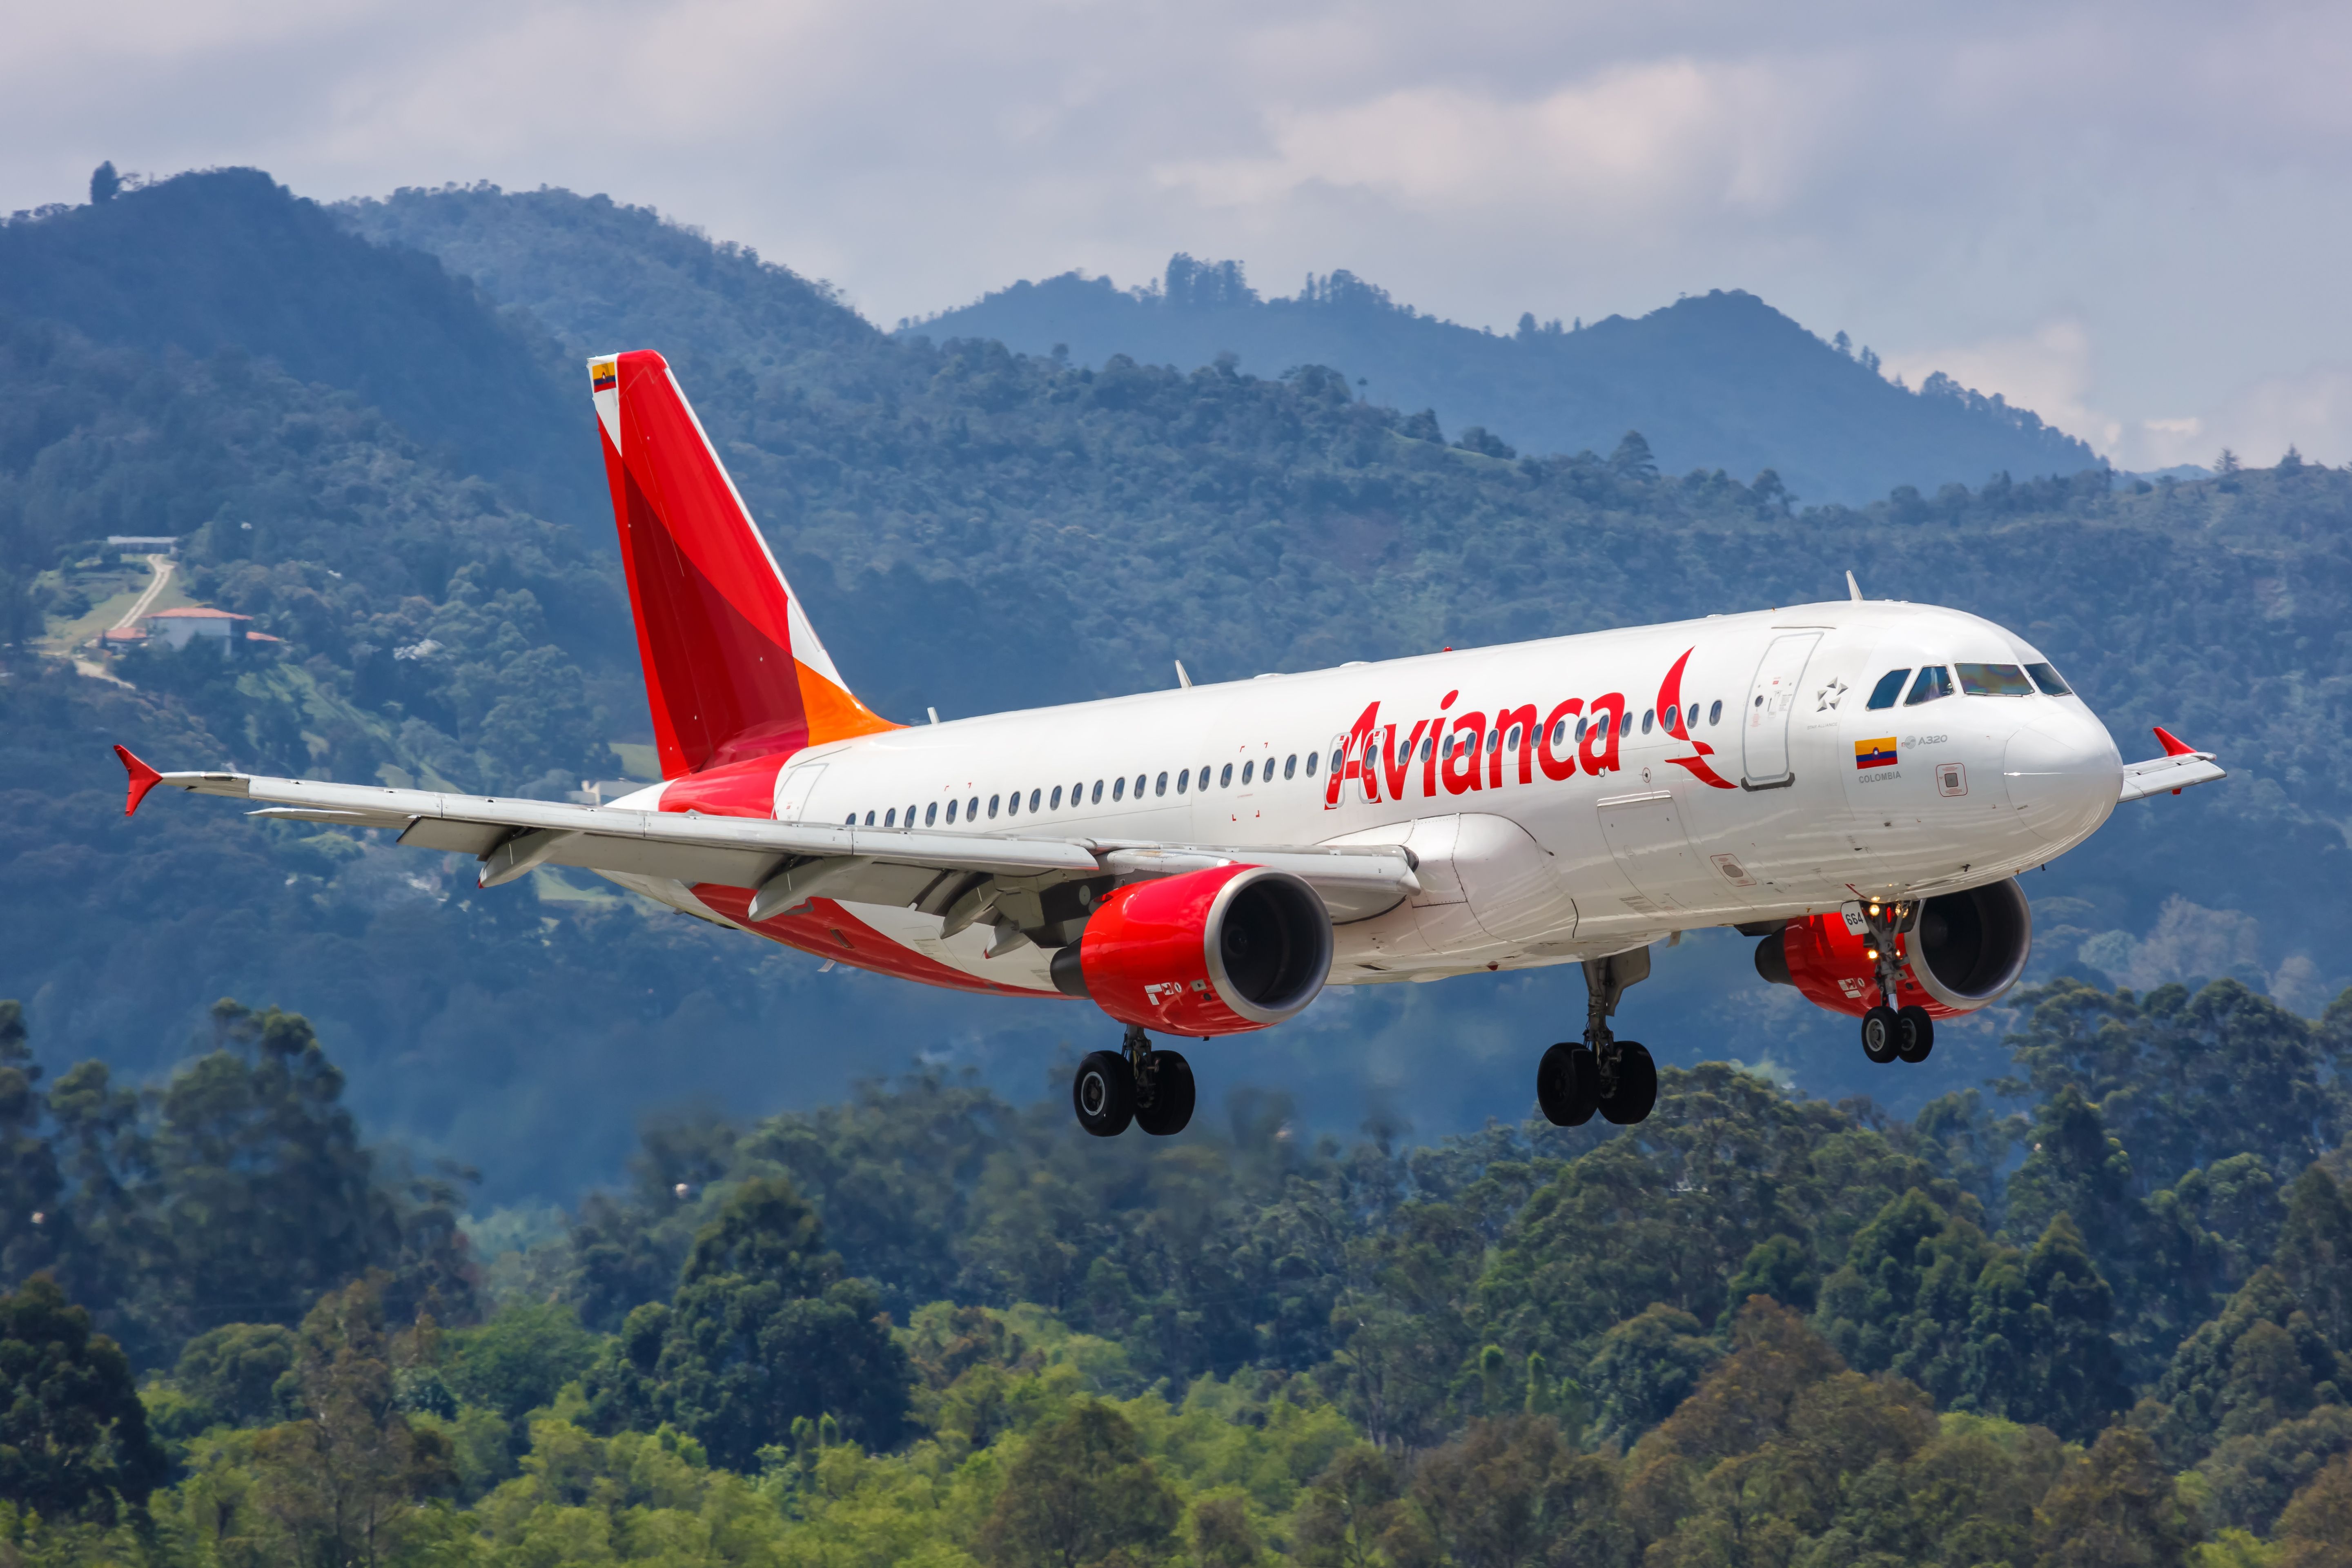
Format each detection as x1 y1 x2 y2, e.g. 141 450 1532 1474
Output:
7 0 2348 469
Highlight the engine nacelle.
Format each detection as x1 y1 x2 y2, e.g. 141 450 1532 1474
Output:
1755 879 2034 1018
1050 864 1332 1035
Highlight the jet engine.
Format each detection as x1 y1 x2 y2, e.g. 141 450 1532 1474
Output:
1755 878 2033 1018
1051 864 1333 1035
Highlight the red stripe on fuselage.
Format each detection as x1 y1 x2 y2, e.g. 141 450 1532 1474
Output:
688 885 1062 998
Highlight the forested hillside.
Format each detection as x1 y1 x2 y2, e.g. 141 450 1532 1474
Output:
903 257 2098 506
0 170 2346 1209
3 983 2352 1564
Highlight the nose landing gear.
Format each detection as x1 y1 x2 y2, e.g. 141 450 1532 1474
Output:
1072 1024 1196 1138
1538 948 1658 1127
1855 901 1936 1066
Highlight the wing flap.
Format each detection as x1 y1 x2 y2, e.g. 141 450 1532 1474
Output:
140 764 1425 917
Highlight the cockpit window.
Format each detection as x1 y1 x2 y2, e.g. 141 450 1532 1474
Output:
1866 669 1911 710
2025 661 2072 696
1956 662 2034 697
1905 666 1954 706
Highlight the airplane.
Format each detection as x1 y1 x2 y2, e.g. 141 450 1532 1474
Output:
111 349 2227 1139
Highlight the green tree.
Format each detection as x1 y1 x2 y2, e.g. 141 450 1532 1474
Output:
2030 1425 2192 1568
2275 1166 2352 1349
242 1278 452 1567
1293 1445 1403 1568
1406 1414 1632 1568
174 1322 298 1428
0 1002 62 1285
0 1274 167 1522
586 1176 911 1469
440 1300 597 1423
1586 1304 1722 1446
2276 1450 2352 1568
977 1400 1180 1568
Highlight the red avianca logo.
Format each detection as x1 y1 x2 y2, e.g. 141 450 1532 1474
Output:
1323 646 1737 807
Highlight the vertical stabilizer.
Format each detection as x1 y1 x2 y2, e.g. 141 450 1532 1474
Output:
590 351 895 778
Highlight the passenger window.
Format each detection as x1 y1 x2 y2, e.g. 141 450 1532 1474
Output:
946 800 958 823
1176 769 1189 795
988 794 1000 818
1640 709 1654 735
2025 661 2072 696
1112 777 1125 801
1221 763 1234 787
864 810 875 826
1134 773 1146 797
968 795 980 819
846 813 857 825
1051 785 1062 809
1619 711 1633 737
926 802 938 826
1905 666 1954 705
1241 760 1254 784
1029 788 1041 812
1956 662 2034 697
1575 717 1588 742
1155 771 1168 797
1304 751 1316 777
1286 754 1298 779
1708 699 1722 725
1687 704 1699 731
1094 780 1105 803
884 807 896 827
1866 669 1911 710
1007 791 1020 817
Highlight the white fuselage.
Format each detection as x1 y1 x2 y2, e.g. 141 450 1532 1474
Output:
608 599 2123 998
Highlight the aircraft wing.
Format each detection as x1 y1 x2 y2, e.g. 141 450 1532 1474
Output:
2118 726 2228 803
112 748 1417 922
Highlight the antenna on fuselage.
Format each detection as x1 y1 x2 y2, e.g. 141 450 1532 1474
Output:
1175 661 1193 689
1846 570 1864 602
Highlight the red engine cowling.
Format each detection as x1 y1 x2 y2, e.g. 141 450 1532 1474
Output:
1050 864 1333 1035
1756 879 2034 1018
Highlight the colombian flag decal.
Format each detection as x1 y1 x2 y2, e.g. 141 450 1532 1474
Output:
591 360 618 392
1855 736 1899 770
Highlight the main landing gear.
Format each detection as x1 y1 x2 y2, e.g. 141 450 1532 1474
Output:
1855 900 1935 1067
1073 1024 1196 1138
1537 948 1659 1128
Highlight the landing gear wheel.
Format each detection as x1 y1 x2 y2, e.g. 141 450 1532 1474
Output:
1598 1042 1658 1126
1134 1050 1195 1136
1072 1049 1135 1137
1537 1042 1599 1127
1896 1007 1936 1064
1860 1006 1900 1065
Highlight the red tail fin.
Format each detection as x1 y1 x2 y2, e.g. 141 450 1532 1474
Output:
590 351 895 778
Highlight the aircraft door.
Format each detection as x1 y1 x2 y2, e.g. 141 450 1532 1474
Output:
773 763 826 822
1740 632 1823 788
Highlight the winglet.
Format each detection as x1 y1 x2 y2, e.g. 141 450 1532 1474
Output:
114 744 164 816
2153 725 2198 757
1846 570 1863 602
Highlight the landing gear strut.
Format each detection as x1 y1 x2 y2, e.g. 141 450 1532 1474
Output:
1855 900 1935 1066
1072 1024 1195 1138
1539 948 1658 1127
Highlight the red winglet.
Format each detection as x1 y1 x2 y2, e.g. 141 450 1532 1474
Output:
2152 725 2198 758
113 744 163 816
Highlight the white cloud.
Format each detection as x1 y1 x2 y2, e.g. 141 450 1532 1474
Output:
5 0 2352 465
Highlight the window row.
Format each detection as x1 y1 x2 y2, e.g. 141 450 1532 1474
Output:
1864 660 2071 710
848 750 1323 829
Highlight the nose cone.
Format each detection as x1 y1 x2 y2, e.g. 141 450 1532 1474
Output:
2004 714 2120 850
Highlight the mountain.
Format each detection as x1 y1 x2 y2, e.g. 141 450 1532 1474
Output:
905 260 2100 506
0 171 2339 1205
